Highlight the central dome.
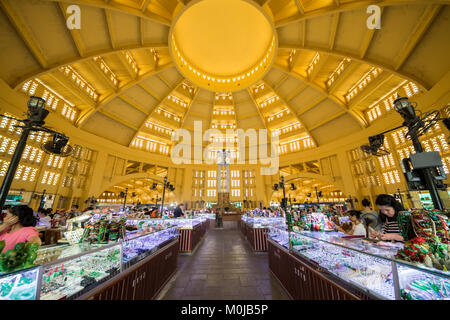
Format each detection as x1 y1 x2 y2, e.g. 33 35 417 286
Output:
170 0 277 91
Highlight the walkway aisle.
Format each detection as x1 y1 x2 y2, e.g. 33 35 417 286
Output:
158 227 289 300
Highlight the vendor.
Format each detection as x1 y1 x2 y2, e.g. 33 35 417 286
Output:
0 205 42 253
372 194 404 241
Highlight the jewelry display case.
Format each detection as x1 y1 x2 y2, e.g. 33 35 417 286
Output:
0 266 40 300
39 242 122 300
122 227 178 269
267 226 450 300
125 217 206 253
0 227 181 300
240 216 286 252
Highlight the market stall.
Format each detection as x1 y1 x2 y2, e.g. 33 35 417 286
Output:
240 215 285 252
0 226 179 300
126 217 207 254
267 211 450 300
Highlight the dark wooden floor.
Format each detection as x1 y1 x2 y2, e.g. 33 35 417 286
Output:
158 225 289 300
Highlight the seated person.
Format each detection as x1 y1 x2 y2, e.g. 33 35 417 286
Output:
337 210 366 236
0 205 42 253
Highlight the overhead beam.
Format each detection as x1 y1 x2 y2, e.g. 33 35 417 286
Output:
118 95 149 114
328 60 358 94
139 83 162 101
13 43 168 90
0 0 48 68
297 95 327 115
57 2 85 57
273 63 346 110
285 83 308 101
47 71 96 108
105 9 117 50
118 52 138 79
98 109 139 131
359 7 384 59
246 88 269 130
277 43 430 90
329 13 340 51
85 59 117 91
294 0 304 14
44 0 171 26
347 72 395 109
131 79 186 145
77 62 173 126
274 0 448 28
273 63 367 128
308 54 330 82
308 110 346 131
263 81 319 147
393 4 442 70
180 87 200 128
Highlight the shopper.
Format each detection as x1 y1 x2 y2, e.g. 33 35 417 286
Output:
174 204 185 218
69 204 80 219
372 194 404 241
0 205 42 253
361 199 382 232
337 210 366 236
37 208 51 228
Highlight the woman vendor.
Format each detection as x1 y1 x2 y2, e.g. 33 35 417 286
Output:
0 205 42 253
371 194 404 241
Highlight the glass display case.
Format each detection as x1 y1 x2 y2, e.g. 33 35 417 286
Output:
126 218 202 230
242 216 285 228
0 266 40 300
197 213 215 220
122 227 178 268
267 226 450 300
39 243 122 300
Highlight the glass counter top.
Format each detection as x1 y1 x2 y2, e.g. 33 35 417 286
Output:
241 216 285 228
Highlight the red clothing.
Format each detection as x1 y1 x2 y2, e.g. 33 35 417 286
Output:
0 227 39 253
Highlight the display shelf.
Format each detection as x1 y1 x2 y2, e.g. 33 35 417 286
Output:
267 227 450 300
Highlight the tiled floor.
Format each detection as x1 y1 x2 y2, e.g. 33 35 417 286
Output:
158 225 289 300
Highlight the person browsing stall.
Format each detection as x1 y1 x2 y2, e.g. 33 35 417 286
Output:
371 194 405 241
361 198 382 232
0 205 42 253
174 204 185 218
337 210 367 236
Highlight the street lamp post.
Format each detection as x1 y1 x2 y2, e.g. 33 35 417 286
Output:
160 177 175 213
0 96 72 212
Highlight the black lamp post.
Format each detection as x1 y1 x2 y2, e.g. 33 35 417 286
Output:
0 96 72 212
38 189 46 211
273 176 287 210
160 177 175 213
361 96 448 211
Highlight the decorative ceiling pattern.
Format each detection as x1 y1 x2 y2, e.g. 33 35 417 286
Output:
0 0 449 159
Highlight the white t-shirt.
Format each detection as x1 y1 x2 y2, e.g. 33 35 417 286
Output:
353 223 366 236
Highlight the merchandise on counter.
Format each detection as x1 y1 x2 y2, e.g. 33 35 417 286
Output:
0 267 39 300
80 217 126 243
0 241 39 273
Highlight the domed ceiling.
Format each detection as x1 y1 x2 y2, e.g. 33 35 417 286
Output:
0 0 449 160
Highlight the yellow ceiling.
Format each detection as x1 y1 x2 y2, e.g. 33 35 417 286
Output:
0 0 448 158
172 0 274 76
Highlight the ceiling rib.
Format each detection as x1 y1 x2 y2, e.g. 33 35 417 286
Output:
274 0 447 28
393 4 442 71
44 0 171 26
77 62 173 127
0 0 48 68
57 2 85 57
13 43 168 90
262 80 319 147
277 44 430 90
129 79 184 144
